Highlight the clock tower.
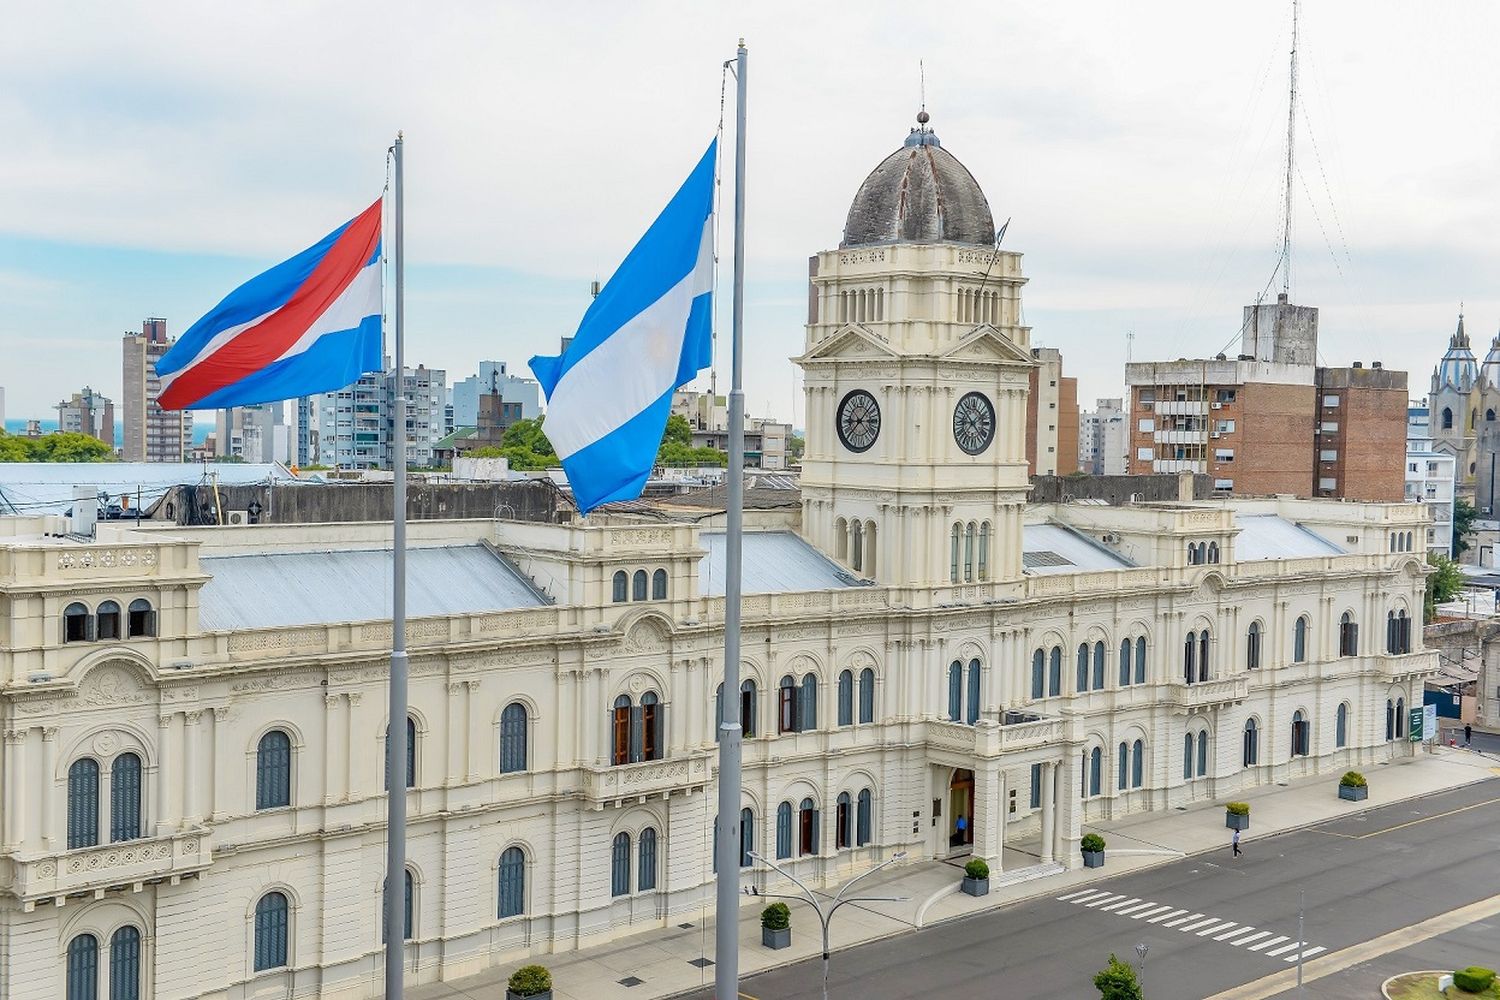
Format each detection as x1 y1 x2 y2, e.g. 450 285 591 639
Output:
797 113 1035 590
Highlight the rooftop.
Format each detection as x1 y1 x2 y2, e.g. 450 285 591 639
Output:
698 530 860 595
0 462 295 517
1022 522 1135 575
1233 513 1345 561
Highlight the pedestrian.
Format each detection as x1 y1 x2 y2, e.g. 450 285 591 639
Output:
1232 827 1242 858
1465 723 1472 747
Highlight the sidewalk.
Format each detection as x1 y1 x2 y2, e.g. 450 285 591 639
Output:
410 748 1498 1000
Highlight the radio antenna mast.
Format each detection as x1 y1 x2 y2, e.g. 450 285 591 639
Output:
1279 0 1299 296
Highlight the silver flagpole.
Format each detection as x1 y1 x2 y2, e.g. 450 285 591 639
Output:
714 39 747 1000
385 131 409 1000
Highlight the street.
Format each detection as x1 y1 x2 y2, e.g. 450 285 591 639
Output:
694 779 1500 1000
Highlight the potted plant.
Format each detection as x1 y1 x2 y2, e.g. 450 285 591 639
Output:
506 964 553 1000
1225 802 1250 831
1338 771 1368 802
760 902 791 950
961 857 990 896
1453 966 1496 994
1081 832 1107 868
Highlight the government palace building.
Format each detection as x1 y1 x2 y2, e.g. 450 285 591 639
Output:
0 116 1434 1000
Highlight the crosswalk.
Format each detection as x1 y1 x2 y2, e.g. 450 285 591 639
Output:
1055 888 1328 963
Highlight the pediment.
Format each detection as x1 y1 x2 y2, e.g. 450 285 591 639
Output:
938 326 1036 365
796 324 901 364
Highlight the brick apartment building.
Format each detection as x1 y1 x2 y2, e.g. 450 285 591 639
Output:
1125 294 1406 500
1026 346 1079 475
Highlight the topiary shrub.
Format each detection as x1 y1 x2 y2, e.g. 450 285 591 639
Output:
1226 801 1250 816
507 965 552 997
964 858 990 880
1339 771 1367 788
760 902 790 931
1453 966 1497 993
1093 953 1144 1000
1081 833 1107 853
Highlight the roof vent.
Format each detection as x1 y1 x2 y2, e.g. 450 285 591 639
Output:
1373 361 1383 369
1352 361 1363 369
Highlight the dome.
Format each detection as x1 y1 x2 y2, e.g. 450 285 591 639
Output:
841 113 996 249
1436 313 1477 391
1482 330 1500 387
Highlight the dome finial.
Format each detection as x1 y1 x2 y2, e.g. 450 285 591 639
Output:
917 109 930 125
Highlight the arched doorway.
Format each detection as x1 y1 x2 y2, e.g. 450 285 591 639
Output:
949 768 974 850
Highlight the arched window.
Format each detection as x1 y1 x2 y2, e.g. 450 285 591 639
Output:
978 522 991 579
385 716 416 789
64 602 93 643
1209 541 1220 563
613 694 632 763
1184 631 1197 684
1406 531 1414 551
851 520 864 573
67 934 98 1000
109 752 142 842
836 791 852 849
253 891 289 971
1088 746 1102 797
1183 732 1195 780
1335 703 1348 749
966 659 981 725
1135 636 1147 684
1196 730 1208 777
1294 615 1309 663
740 806 754 867
1048 646 1063 697
1031 649 1045 699
651 569 667 600
950 524 960 583
1187 542 1199 566
109 925 141 1000
641 690 662 761
778 675 797 734
632 570 647 601
834 517 849 561
1131 739 1144 788
96 601 121 641
798 798 818 856
611 832 631 896
382 869 414 941
1120 638 1133 687
856 788 872 846
499 703 528 774
776 801 793 859
858 667 875 724
963 522 975 581
126 599 155 638
1117 742 1129 791
1077 644 1090 694
1344 610 1360 654
1291 710 1310 757
837 670 854 726
947 661 962 721
799 674 817 731
1385 699 1396 741
1093 642 1105 690
1441 407 1453 430
1199 632 1210 681
1396 697 1406 737
68 758 100 849
256 730 292 809
741 679 757 737
639 827 658 891
1243 719 1260 767
497 846 526 917
1488 409 1495 422
612 571 628 603
1246 621 1262 670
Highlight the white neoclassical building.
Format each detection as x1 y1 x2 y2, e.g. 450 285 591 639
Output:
0 115 1435 1000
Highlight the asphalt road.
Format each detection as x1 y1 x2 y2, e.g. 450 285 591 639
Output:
697 778 1500 1000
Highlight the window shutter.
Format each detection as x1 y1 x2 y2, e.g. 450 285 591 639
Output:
629 707 644 763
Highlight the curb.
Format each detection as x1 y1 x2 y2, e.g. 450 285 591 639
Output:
1380 970 1450 999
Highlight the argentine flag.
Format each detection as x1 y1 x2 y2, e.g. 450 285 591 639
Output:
530 140 717 513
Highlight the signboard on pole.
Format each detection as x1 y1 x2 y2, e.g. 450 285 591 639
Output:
1423 704 1438 744
1409 706 1424 742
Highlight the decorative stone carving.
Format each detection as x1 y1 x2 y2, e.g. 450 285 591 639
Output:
79 666 149 708
92 732 120 756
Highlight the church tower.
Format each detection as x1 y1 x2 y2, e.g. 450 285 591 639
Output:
797 113 1034 589
1430 313 1478 482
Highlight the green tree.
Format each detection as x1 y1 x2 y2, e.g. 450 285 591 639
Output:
1093 953 1144 1000
788 431 805 464
484 417 560 471
1425 551 1465 621
1452 496 1476 558
655 413 726 467
0 430 114 463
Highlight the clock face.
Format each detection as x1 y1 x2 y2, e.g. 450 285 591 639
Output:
836 389 881 453
953 391 996 455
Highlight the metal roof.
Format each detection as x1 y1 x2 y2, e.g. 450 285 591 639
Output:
198 543 547 631
0 462 295 517
1022 523 1135 575
699 531 860 595
1233 514 1345 561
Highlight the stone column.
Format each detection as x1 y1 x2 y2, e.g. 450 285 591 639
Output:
3 729 26 849
667 659 686 755
584 667 603 766
182 711 201 826
1038 760 1055 864
40 727 57 849
466 679 482 781
1055 751 1084 868
210 707 229 820
972 755 1004 868
446 681 465 787
324 694 341 804
344 692 361 801
155 714 172 835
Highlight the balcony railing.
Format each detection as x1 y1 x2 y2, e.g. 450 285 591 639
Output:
582 752 712 804
3 829 213 904
1171 676 1248 710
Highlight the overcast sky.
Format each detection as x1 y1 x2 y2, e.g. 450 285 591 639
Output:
3 1 1498 427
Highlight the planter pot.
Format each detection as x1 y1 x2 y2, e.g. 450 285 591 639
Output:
1338 784 1368 801
1225 812 1250 831
507 993 552 1000
1082 849 1105 868
960 876 990 897
761 926 791 950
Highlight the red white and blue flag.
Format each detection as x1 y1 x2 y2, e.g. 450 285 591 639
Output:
156 198 384 410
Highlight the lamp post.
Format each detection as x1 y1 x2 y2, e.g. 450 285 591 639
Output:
744 851 908 1000
1134 942 1149 995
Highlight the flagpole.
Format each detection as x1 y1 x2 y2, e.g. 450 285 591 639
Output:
714 39 747 1000
385 130 409 1000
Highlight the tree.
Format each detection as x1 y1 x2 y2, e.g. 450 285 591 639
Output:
1093 953 1144 1000
1425 551 1465 622
1452 496 1476 558
0 430 115 463
655 413 726 467
491 417 561 471
788 431 805 464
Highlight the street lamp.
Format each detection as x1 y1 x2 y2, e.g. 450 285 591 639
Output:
1134 942 1149 995
744 850 909 1000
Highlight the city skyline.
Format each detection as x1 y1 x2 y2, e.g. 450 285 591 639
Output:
4 2 1499 424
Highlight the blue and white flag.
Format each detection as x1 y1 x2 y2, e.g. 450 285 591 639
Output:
530 140 717 513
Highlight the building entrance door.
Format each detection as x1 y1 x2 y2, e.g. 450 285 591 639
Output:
949 768 974 850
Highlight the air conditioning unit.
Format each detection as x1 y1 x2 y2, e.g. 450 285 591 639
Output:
1211 402 1223 409
1211 432 1221 439
226 511 248 526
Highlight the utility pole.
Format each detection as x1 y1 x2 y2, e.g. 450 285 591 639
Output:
1296 886 1306 992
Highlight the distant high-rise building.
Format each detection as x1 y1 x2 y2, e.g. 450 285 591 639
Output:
56 387 115 448
1026 347 1079 476
296 396 313 467
451 361 541 427
315 365 447 469
121 317 191 462
1079 397 1126 475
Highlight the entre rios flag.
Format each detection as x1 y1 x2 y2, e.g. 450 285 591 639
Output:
530 140 717 513
156 199 384 410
